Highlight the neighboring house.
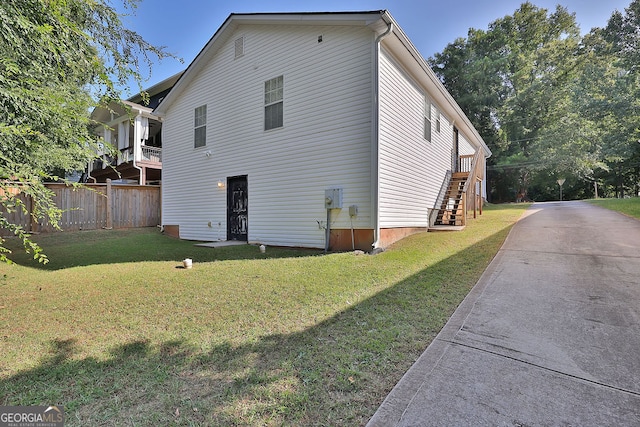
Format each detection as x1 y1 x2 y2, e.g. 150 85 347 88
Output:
87 72 183 185
154 10 491 251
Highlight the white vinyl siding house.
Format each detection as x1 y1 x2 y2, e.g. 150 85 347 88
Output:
156 11 491 250
458 133 476 156
378 48 459 229
378 48 432 228
159 19 375 248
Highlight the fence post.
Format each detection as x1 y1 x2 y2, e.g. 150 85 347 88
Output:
106 179 113 229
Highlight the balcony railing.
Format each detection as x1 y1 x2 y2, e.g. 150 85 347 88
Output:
92 145 162 173
458 154 474 173
141 145 162 163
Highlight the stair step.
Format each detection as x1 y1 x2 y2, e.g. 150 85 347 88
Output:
433 173 469 227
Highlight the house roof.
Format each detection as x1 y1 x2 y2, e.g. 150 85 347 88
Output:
127 71 184 109
91 71 183 128
91 99 156 128
153 10 491 157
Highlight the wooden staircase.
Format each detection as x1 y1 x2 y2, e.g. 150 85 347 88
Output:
434 172 468 226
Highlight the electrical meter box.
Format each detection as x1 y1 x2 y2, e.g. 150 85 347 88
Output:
324 188 343 209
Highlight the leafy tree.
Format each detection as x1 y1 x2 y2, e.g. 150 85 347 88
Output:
430 2 616 202
0 0 171 262
489 3 582 201
599 1 640 196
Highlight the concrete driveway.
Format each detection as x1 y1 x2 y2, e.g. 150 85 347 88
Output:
369 201 640 426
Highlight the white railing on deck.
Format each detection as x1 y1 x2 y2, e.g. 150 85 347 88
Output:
458 154 474 174
141 145 162 163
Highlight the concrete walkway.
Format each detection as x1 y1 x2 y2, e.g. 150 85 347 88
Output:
368 201 640 426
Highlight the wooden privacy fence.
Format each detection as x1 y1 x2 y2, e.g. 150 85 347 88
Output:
1 180 160 236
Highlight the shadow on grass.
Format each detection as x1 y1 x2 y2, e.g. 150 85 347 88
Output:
0 222 514 426
4 227 323 271
5 204 527 271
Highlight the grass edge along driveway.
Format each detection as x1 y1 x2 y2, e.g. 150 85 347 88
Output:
1 204 528 426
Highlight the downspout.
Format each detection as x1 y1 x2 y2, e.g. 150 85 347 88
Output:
155 111 165 231
132 109 143 185
371 16 393 250
132 152 143 185
86 163 96 183
482 156 488 201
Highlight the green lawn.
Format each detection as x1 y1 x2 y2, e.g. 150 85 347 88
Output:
586 197 640 219
0 204 528 426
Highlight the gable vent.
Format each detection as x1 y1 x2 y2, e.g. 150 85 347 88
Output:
235 36 245 59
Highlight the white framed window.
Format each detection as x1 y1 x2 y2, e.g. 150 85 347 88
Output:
264 75 283 130
194 105 207 148
424 97 432 142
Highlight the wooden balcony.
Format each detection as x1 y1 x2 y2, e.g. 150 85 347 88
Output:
89 146 162 184
140 145 162 165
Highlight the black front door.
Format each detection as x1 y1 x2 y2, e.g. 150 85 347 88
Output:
227 175 248 241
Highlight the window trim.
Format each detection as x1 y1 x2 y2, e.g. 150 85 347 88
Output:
194 105 207 148
424 97 432 142
264 75 284 131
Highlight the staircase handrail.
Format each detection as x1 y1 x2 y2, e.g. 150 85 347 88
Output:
461 150 484 222
461 151 481 193
430 170 452 227
458 154 474 173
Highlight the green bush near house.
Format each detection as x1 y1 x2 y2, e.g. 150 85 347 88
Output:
0 203 527 426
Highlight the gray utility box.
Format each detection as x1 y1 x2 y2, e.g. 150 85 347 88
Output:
325 188 343 209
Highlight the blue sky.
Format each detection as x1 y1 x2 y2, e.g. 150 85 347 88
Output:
119 0 631 96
